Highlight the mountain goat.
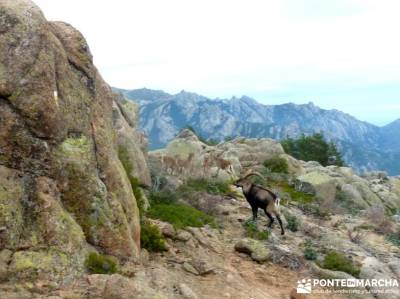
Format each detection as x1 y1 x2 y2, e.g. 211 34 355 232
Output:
234 171 284 235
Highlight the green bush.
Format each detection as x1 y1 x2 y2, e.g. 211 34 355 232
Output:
387 230 400 247
243 220 269 240
321 251 360 277
285 213 299 232
140 220 167 252
147 202 216 229
281 133 344 167
179 178 231 195
303 241 317 260
149 189 179 204
85 252 118 274
263 157 289 174
279 182 315 204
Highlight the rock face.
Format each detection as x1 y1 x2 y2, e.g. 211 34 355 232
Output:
149 129 286 182
0 0 148 282
294 163 400 211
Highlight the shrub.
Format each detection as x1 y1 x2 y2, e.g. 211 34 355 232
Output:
303 241 317 261
285 213 299 232
281 133 344 167
387 230 400 247
243 220 269 240
263 157 289 174
85 252 118 274
147 202 216 229
149 189 178 204
347 228 366 244
365 205 394 234
140 220 167 252
179 178 231 195
321 251 360 277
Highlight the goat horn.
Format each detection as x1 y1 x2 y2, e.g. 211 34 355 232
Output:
240 170 264 180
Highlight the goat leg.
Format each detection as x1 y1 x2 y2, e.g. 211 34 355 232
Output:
276 215 285 235
264 209 274 228
251 206 258 222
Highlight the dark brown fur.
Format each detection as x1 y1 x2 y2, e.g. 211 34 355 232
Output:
234 172 284 235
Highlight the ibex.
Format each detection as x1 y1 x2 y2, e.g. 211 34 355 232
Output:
234 170 285 235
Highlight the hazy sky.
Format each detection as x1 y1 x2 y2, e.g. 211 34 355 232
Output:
34 0 400 126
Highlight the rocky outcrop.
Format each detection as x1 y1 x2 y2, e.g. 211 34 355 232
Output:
112 96 151 187
294 162 400 212
149 129 286 182
0 0 148 283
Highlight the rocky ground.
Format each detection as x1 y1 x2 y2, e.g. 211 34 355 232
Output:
2 182 399 298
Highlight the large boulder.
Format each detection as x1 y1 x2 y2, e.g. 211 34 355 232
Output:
149 131 285 181
294 171 337 201
0 0 147 282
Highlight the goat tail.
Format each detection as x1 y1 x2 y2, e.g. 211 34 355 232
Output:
274 197 281 212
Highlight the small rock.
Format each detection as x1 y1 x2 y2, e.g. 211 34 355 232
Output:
234 238 270 262
178 283 198 299
182 262 199 275
176 230 192 241
189 259 215 275
392 214 400 223
161 223 176 238
103 274 138 299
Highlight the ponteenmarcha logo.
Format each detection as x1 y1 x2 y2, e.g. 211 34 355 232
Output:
297 279 312 294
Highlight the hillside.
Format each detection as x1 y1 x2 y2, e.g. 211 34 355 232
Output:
116 88 400 175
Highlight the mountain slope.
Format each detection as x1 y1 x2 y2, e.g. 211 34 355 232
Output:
117 88 399 175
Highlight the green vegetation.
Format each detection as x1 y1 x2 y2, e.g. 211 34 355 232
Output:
118 146 145 217
149 189 178 204
263 156 289 174
320 251 360 277
387 230 400 247
281 133 344 166
147 202 216 229
85 252 118 274
243 220 269 240
180 178 231 195
285 213 300 232
146 178 223 230
140 220 167 252
303 240 317 260
278 181 315 204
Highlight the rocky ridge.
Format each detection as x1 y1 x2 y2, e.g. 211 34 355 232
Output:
117 88 400 175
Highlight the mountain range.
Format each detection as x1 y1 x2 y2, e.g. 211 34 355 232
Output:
115 88 400 175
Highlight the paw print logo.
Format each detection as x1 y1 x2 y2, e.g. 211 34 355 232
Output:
297 278 312 294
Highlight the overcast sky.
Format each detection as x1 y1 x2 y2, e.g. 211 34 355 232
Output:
34 0 400 126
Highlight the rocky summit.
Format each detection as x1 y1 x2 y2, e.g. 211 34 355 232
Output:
1 1 400 299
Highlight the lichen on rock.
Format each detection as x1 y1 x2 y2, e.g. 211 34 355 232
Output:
0 0 148 283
